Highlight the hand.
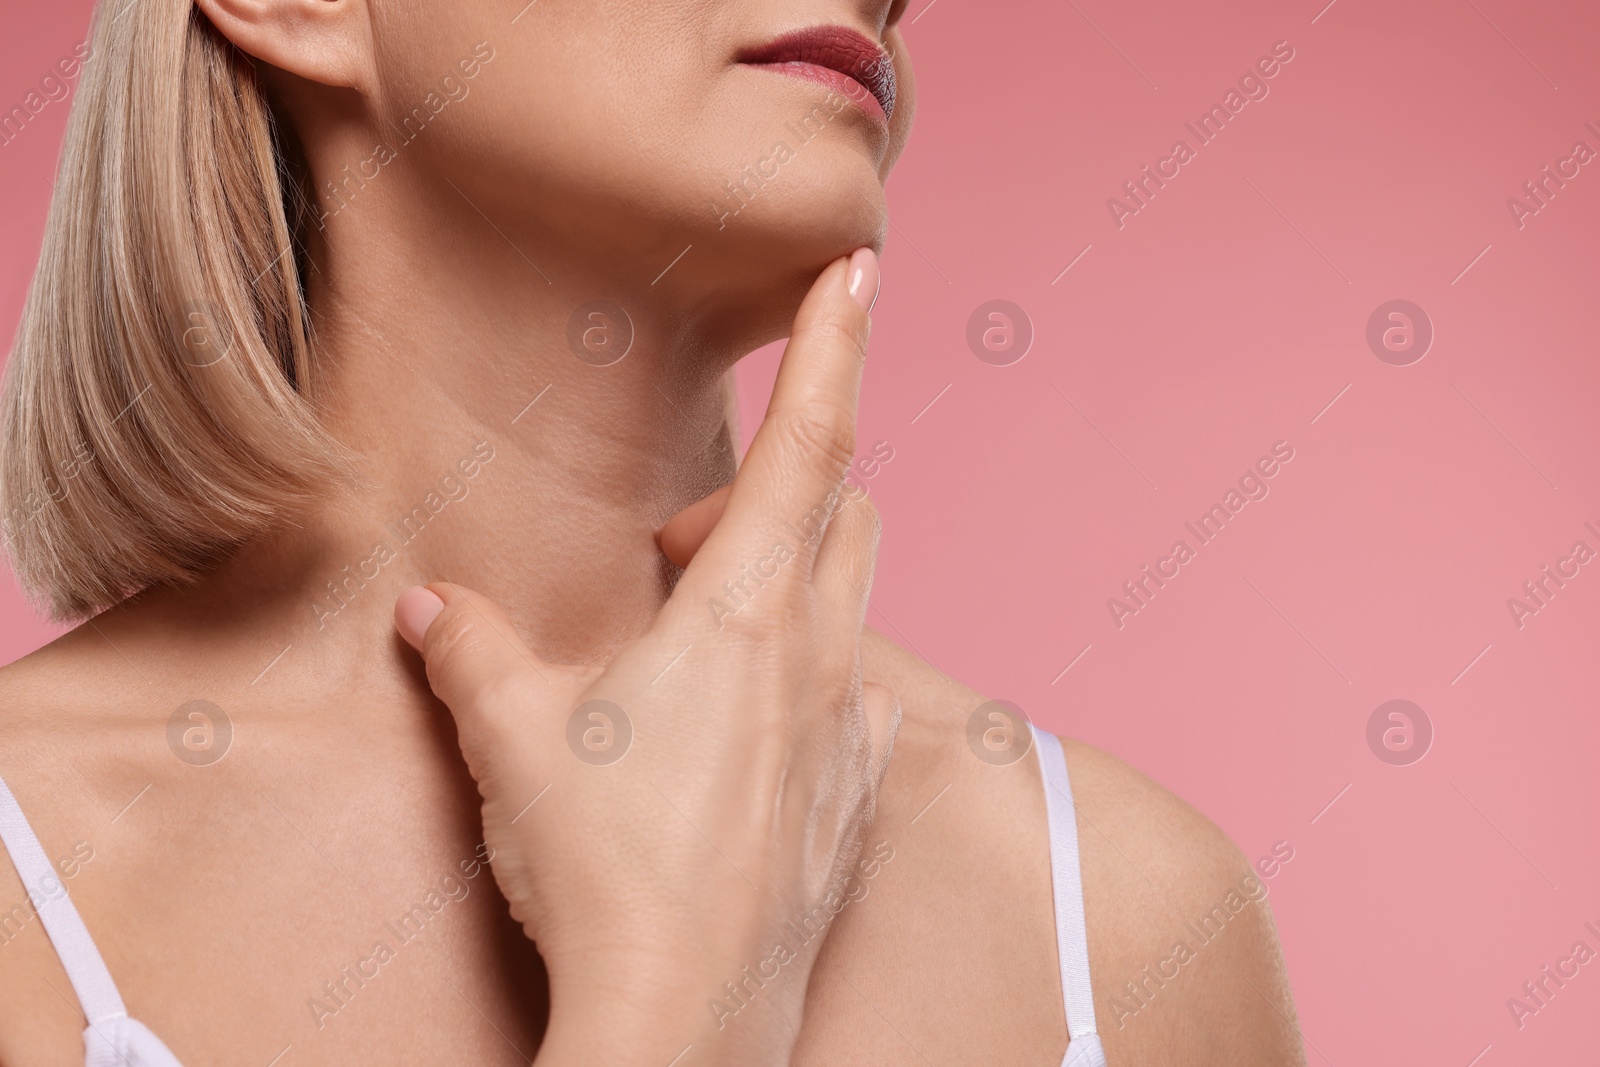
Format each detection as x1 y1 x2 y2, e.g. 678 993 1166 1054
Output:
394 248 895 1066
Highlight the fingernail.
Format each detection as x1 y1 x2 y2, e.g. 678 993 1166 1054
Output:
395 586 445 651
846 247 880 314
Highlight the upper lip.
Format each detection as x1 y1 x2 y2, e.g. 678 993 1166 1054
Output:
737 26 897 120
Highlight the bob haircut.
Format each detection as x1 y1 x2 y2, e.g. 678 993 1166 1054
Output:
1 0 348 621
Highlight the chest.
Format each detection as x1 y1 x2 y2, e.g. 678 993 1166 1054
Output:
0 716 1070 1066
0 723 547 1064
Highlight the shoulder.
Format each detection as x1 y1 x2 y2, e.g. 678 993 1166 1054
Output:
1058 739 1305 1063
859 629 1306 1064
0 626 150 1048
0 621 138 757
0 621 169 877
1062 735 1251 892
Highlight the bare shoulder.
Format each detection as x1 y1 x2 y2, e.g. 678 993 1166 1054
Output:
0 625 158 1052
1061 739 1306 1065
816 629 1306 1066
0 624 157 876
0 622 148 778
0 624 130 767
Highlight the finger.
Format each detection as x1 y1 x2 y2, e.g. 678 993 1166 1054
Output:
395 583 555 741
861 681 901 788
656 484 732 568
395 585 447 650
696 248 879 569
810 481 880 621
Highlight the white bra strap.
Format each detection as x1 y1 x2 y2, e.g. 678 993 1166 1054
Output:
1031 726 1100 1043
0 772 128 1025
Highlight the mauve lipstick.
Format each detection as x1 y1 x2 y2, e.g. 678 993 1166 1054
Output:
738 26 897 123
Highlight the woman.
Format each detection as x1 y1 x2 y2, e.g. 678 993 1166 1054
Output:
0 0 1304 1063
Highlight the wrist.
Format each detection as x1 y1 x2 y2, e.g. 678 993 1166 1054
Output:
535 948 804 1067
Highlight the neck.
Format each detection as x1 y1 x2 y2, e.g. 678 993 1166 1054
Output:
141 191 758 675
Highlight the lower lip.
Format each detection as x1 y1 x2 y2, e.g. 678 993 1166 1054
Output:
744 61 888 124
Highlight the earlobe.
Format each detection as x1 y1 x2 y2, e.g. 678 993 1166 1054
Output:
193 0 373 90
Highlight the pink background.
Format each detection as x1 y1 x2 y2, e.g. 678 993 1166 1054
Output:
5 1 1599 1063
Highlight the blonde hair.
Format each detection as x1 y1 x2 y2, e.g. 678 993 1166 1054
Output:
2 0 346 620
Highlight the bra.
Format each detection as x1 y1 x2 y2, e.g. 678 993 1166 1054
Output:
1032 725 1108 1066
0 773 181 1065
0 727 1104 1065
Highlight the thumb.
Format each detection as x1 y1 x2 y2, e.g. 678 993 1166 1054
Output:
656 484 732 568
395 583 554 740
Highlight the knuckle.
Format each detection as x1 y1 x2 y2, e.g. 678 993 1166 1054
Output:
705 581 808 650
774 406 857 479
423 606 485 675
472 671 537 729
712 598 782 644
806 313 871 363
423 608 527 711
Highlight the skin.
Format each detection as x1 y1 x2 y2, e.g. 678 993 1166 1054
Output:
391 256 906 1066
0 0 1306 1063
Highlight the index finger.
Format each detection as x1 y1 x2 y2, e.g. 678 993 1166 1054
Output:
695 248 879 568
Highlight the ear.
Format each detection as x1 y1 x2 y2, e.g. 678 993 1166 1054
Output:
193 0 374 90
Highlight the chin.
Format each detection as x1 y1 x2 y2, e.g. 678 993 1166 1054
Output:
734 185 886 266
663 169 885 355
690 133 887 263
